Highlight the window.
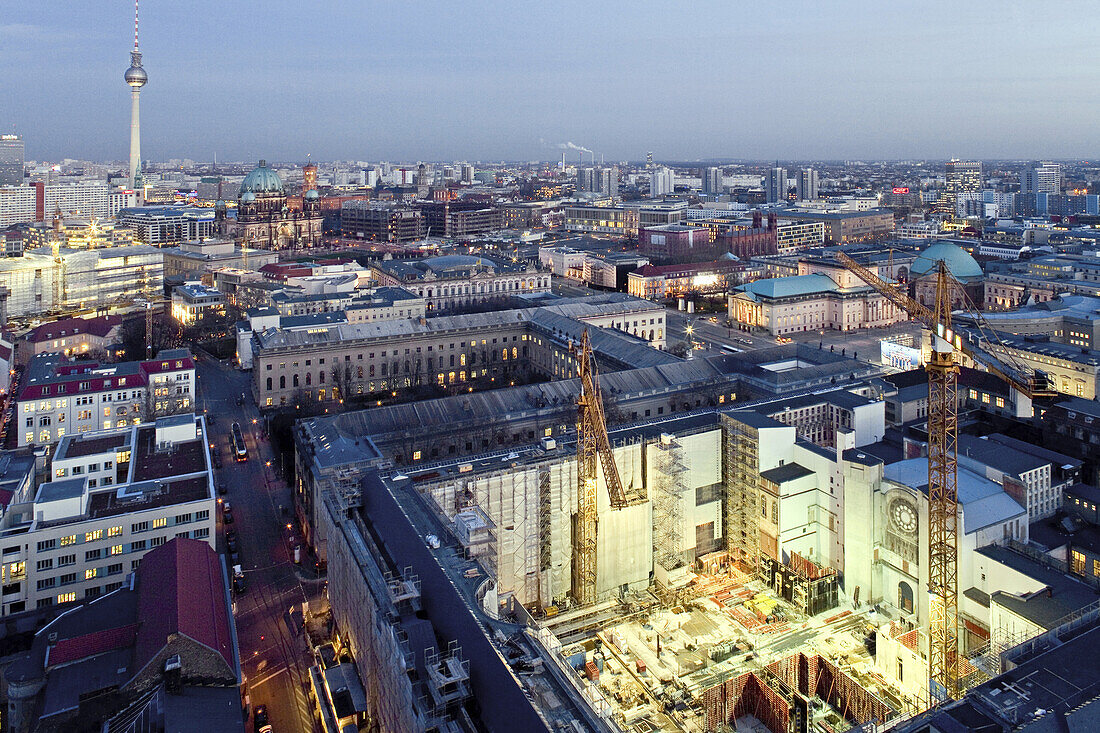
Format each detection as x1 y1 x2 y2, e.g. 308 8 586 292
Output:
152 517 167 529
36 559 53 572
196 510 209 521
131 521 148 533
59 572 77 585
110 545 123 556
85 549 102 562
150 536 165 547
58 554 75 567
57 592 76 604
107 526 122 538
107 563 122 575
85 529 103 543
175 513 192 525
194 528 209 539
37 539 56 553
1071 549 1087 575
36 578 55 591
85 569 97 580
130 540 146 552
60 535 76 546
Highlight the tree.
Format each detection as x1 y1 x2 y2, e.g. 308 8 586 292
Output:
120 313 177 361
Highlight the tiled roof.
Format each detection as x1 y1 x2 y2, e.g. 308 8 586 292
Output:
47 623 138 667
134 538 234 677
28 316 122 344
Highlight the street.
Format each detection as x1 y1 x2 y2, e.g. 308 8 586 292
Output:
197 356 322 733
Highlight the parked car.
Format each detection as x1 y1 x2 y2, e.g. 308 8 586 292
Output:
222 502 234 524
232 565 247 594
254 704 270 733
226 535 238 553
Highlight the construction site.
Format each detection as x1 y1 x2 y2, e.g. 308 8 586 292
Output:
298 256 1063 731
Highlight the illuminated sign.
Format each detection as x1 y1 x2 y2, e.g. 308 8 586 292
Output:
892 187 910 194
881 340 921 370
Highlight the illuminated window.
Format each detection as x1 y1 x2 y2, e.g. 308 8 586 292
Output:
152 517 167 529
57 592 76 604
85 530 103 543
110 545 123 556
107 526 122 538
412 451 421 461
85 569 96 580
60 535 76 547
1071 550 1086 575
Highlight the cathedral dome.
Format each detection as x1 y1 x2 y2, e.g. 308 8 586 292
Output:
304 189 320 200
239 160 284 196
241 191 256 203
912 242 983 280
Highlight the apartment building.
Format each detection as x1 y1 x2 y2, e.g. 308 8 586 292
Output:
0 414 215 617
16 349 195 447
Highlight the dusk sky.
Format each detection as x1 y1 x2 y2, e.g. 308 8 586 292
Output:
2 1 1096 163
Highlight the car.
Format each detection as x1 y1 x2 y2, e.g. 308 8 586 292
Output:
230 549 241 565
232 568 247 595
217 482 227 495
226 535 238 552
222 502 234 524
253 704 268 731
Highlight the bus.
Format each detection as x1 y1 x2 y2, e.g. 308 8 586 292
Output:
231 422 248 461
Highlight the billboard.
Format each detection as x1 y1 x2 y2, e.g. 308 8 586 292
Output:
892 187 910 194
881 340 921 370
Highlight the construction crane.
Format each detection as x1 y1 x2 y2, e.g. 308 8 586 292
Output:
570 329 646 606
133 296 170 360
835 252 1051 702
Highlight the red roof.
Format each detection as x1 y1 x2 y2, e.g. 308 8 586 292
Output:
48 623 138 667
17 356 193 401
134 538 234 676
27 316 122 344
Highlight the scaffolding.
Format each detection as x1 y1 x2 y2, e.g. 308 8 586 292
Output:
721 414 759 568
760 552 840 617
652 433 689 575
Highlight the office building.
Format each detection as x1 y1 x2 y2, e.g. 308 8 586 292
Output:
170 283 225 326
627 258 747 300
43 181 110 220
416 200 503 238
0 134 24 186
16 349 195 447
161 236 277 279
108 187 138 216
564 201 685 236
702 166 721 195
778 208 894 244
118 206 217 245
0 186 40 227
251 295 668 408
650 166 674 196
795 168 819 201
460 163 474 184
0 414 216 617
1021 161 1061 194
370 254 548 313
766 165 788 203
22 315 124 359
945 159 983 194
23 216 135 251
341 202 425 242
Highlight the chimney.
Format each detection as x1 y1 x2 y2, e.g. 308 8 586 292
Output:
163 654 182 693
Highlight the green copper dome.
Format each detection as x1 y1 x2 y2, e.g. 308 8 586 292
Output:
239 160 284 196
911 242 983 279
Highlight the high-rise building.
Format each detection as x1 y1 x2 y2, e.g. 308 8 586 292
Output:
44 181 110 219
598 167 619 198
460 163 475 184
795 168 820 201
124 0 147 188
646 151 654 169
0 135 24 186
576 167 596 192
702 167 721 195
650 167 674 197
0 185 36 227
766 165 787 203
1021 161 1061 194
945 159 983 194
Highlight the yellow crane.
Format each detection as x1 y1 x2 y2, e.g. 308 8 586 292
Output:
570 329 646 606
836 252 1052 702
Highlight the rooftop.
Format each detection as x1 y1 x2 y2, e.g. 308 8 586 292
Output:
977 544 1100 629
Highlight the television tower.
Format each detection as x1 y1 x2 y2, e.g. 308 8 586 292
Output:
124 0 147 189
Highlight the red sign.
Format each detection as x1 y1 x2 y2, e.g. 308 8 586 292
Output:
892 187 910 194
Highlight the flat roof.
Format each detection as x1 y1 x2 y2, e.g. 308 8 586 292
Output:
977 545 1099 629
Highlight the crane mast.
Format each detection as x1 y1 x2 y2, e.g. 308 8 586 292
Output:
571 330 644 606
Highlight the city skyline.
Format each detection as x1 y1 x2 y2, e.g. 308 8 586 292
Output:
2 1 1098 163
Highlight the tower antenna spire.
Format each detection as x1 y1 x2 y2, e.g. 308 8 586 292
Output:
134 0 140 51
